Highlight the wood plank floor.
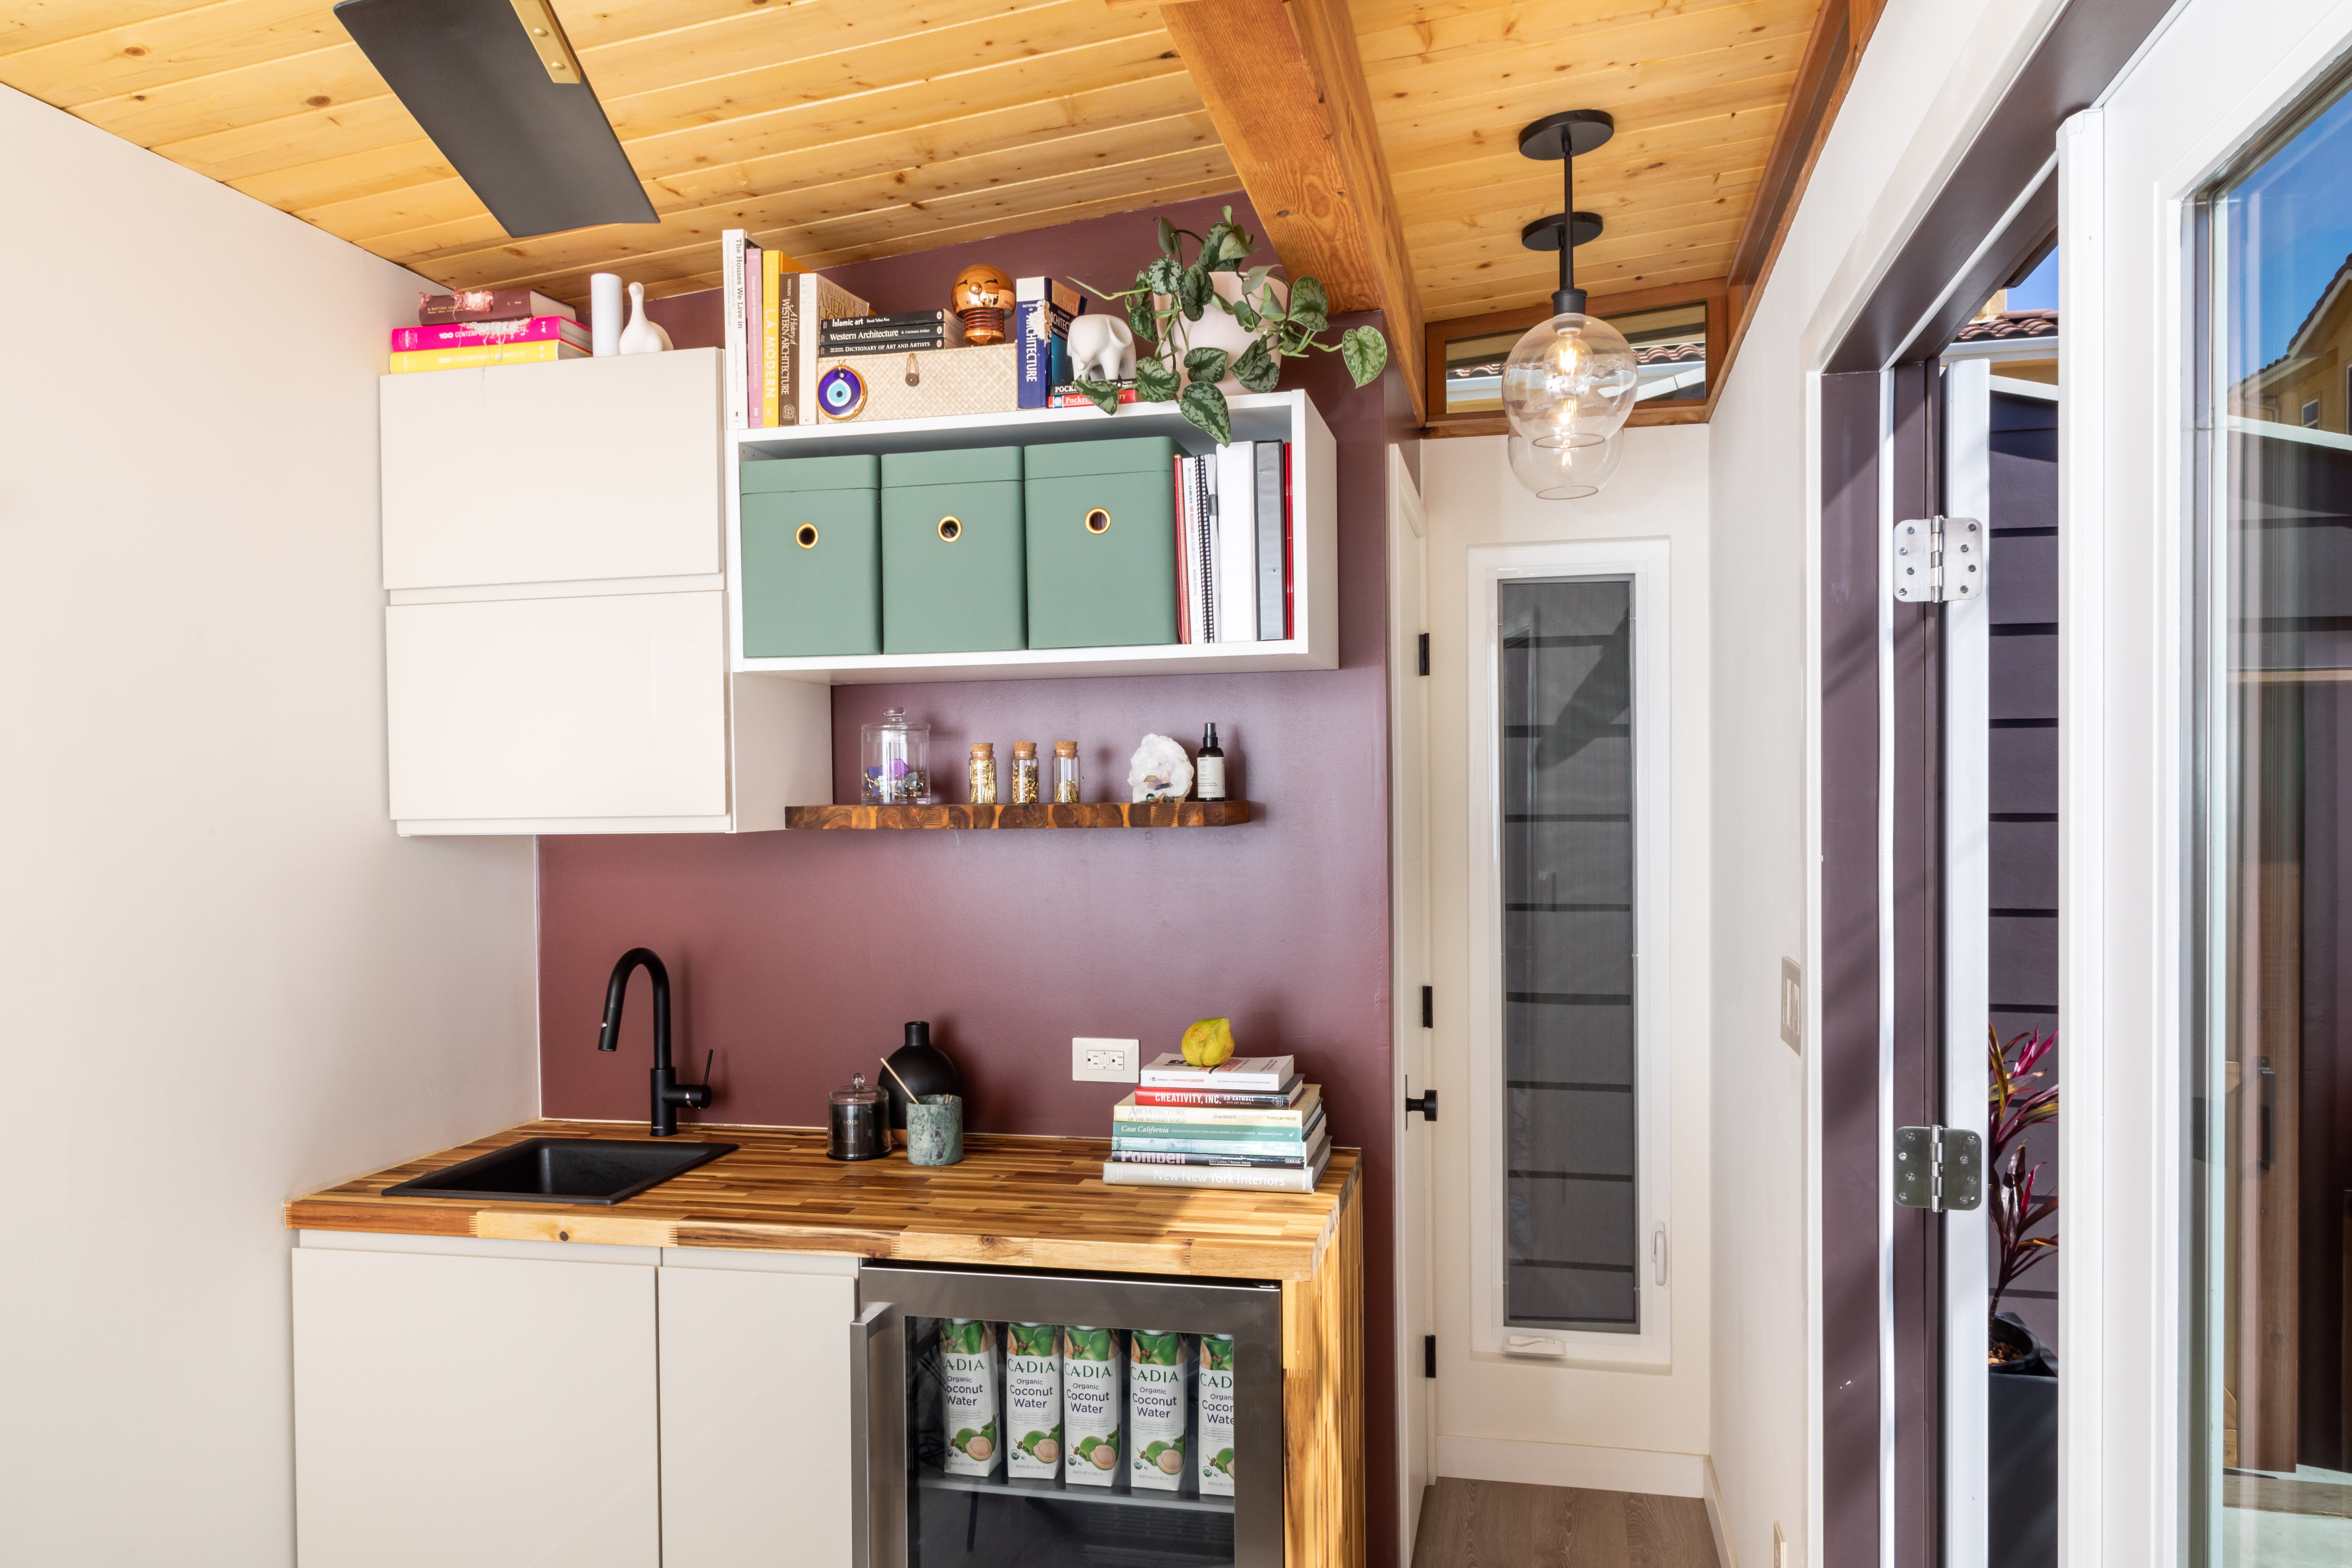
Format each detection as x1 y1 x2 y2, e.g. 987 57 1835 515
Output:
1410 1478 1719 1568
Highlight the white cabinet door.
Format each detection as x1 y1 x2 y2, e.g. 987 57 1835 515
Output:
386 590 728 826
380 349 723 591
658 1263 859 1568
291 1247 660 1568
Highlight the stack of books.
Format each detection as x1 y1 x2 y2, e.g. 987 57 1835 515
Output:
389 289 586 375
1101 1055 1330 1194
721 229 871 430
1175 444 1292 644
819 309 965 357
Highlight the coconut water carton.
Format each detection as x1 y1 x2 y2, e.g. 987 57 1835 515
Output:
940 1320 1001 1476
1005 1322 1063 1480
1061 1326 1123 1486
1128 1330 1192 1491
1197 1333 1236 1496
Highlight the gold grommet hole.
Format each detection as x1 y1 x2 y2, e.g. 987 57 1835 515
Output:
795 524 819 549
1084 507 1111 535
937 516 962 542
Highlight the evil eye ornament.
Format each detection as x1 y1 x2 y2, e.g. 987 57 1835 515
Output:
816 365 867 420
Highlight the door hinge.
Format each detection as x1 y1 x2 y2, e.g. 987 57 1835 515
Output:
1891 516 1987 604
1420 985 1433 1028
1424 1334 1437 1378
1893 1126 1984 1211
1417 632 1430 676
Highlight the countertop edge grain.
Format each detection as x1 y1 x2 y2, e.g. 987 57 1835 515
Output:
285 1118 1358 1282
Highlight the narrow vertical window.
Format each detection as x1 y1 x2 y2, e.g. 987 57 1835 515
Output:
1499 576 1638 1329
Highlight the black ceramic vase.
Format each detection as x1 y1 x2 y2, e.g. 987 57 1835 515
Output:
884 1021 962 1131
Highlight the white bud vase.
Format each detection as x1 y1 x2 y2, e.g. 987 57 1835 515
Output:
590 272 623 356
618 281 672 355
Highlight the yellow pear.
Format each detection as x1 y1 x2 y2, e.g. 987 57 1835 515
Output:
1181 1017 1236 1068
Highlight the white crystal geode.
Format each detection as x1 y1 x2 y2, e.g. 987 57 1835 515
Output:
1128 734 1193 802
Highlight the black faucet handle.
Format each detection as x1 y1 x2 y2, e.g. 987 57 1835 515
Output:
680 1049 714 1110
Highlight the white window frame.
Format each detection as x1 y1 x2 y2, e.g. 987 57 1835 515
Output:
1463 537 1672 1369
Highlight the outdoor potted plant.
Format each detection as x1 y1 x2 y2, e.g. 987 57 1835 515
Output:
1987 1024 2058 1567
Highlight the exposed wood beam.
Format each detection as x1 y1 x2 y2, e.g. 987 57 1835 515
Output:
1154 0 1427 421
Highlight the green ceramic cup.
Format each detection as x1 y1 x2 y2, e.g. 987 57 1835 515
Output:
907 1093 964 1166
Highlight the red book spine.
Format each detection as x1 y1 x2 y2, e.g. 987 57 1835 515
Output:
1280 440 1295 639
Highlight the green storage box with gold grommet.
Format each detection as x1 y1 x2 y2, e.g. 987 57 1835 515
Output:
1021 436 1180 649
740 453 882 657
881 446 1027 653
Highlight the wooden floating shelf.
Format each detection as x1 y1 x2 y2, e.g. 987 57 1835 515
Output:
785 801 1252 830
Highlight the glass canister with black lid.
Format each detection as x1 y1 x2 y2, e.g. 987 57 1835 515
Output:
828 1073 891 1160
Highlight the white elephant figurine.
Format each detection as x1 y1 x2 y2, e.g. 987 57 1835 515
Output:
1067 314 1135 382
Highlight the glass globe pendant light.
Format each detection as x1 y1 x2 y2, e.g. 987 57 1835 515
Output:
1507 429 1625 501
1503 110 1639 460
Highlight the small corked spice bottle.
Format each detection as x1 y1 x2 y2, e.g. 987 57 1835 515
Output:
968 742 998 805
1010 741 1040 804
1053 741 1081 803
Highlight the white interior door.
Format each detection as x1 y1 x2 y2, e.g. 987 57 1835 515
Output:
1418 434 1709 1496
1388 449 1434 1552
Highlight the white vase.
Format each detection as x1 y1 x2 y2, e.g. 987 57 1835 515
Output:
618 282 672 354
1161 273 1288 394
590 273 623 356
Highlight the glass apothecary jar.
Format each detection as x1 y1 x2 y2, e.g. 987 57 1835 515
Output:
862 709 930 805
1053 741 1081 803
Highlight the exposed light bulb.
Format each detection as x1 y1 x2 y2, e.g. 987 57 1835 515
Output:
1501 311 1639 450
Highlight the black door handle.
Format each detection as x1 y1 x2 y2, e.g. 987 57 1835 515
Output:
1405 1089 1438 1123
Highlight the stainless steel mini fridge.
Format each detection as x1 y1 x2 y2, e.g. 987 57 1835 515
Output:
854 1262 1286 1568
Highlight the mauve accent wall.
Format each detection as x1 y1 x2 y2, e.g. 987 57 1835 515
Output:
539 193 1403 1568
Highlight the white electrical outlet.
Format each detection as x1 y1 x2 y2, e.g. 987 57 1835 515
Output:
1073 1037 1140 1082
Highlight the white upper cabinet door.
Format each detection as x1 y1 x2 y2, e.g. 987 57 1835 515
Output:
380 349 723 592
386 590 728 825
657 1263 859 1568
292 1246 660 1568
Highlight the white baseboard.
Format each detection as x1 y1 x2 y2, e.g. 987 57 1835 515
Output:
1435 1436 1706 1498
1703 1454 1736 1568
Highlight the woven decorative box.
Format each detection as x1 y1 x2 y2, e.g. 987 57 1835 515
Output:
814 344 1019 423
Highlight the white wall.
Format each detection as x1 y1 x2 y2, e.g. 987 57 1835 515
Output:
1703 1 2069 1564
1420 425 1714 1484
0 87 539 1564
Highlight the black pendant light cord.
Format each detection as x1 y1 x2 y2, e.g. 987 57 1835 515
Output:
1555 150 1586 317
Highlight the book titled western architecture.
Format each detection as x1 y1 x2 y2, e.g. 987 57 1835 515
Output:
1140 1054 1295 1091
1100 1141 1332 1193
1112 1085 1322 1128
390 316 589 354
820 310 966 352
387 340 585 374
416 288 576 324
1015 277 1081 409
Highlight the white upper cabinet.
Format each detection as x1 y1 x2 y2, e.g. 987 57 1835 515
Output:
385 591 730 830
381 349 724 592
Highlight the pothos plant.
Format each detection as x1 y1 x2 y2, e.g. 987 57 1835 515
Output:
1071 207 1389 445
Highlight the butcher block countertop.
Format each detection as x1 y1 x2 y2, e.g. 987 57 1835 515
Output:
287 1119 1360 1282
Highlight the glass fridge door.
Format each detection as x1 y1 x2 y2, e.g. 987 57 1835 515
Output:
859 1263 1286 1568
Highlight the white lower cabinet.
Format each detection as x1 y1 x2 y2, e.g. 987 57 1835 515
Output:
658 1261 858 1567
290 1246 662 1568
291 1240 857 1568
384 590 730 831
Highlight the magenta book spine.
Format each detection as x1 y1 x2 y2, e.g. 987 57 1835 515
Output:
390 317 583 352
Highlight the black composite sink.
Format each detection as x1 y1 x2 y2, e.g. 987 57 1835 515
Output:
382 1137 738 1206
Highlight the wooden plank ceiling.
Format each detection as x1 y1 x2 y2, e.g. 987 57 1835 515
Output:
0 0 1818 323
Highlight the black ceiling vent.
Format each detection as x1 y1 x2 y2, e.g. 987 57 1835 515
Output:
335 0 658 240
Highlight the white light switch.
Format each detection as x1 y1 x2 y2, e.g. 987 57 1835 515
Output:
1779 958 1804 1054
1072 1038 1140 1082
